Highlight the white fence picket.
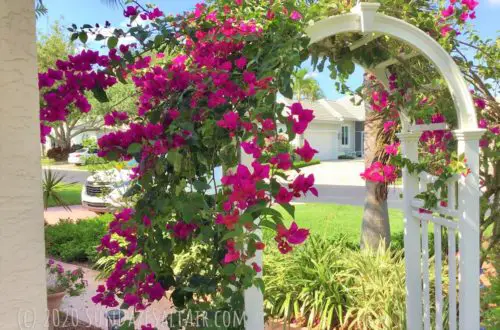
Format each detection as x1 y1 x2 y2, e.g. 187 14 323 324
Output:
448 229 457 330
422 219 431 330
434 225 443 330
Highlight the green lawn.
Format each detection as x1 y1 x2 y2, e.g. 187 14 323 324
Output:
41 157 55 165
47 183 83 207
274 203 404 244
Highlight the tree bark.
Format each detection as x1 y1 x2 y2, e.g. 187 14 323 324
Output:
360 95 390 250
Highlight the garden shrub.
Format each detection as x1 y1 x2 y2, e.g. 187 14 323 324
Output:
83 154 107 166
45 214 112 263
46 147 70 161
338 154 356 160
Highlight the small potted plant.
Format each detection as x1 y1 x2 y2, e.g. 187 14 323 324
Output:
46 260 87 312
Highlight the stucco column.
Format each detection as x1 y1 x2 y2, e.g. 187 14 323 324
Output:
0 1 48 329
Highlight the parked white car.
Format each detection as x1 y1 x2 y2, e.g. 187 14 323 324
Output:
68 148 98 165
81 169 132 213
81 167 223 213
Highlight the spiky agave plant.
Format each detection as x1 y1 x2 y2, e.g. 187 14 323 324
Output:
42 169 76 211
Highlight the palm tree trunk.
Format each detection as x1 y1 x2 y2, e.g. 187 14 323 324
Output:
360 95 390 250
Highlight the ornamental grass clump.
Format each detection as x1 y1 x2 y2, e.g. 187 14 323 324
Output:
264 235 352 329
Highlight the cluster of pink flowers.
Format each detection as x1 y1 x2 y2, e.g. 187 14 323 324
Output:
370 90 389 112
91 258 165 310
360 162 398 183
104 110 129 126
478 118 500 148
419 113 453 154
38 50 118 142
123 5 164 20
384 142 400 156
439 0 479 37
167 220 198 239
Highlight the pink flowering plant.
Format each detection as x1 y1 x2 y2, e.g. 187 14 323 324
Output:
46 260 87 296
38 0 317 327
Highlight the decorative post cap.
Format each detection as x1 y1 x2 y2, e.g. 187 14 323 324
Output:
351 2 381 32
453 128 486 141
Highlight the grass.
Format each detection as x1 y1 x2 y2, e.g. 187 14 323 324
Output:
47 183 83 207
41 157 55 165
293 159 321 169
275 203 404 244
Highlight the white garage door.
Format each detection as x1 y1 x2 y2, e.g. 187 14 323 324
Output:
303 130 337 160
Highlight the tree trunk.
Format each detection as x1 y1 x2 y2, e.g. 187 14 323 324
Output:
360 95 390 250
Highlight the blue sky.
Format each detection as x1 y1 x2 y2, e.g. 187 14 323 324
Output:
37 0 500 100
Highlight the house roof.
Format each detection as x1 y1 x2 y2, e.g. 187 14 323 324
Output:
278 96 365 123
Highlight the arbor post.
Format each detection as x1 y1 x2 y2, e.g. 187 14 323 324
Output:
240 148 265 330
397 131 422 330
454 129 484 330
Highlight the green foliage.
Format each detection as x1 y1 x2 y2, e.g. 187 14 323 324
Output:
292 68 324 101
45 214 112 263
83 154 107 166
81 137 97 149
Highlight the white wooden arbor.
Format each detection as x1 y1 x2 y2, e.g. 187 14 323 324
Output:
244 2 485 330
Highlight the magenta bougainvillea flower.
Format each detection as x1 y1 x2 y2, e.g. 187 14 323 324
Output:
290 10 302 21
441 5 454 18
384 142 400 156
360 162 398 183
295 140 318 162
288 103 315 134
274 222 309 254
123 6 139 17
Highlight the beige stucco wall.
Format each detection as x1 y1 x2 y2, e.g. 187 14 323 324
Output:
0 1 47 329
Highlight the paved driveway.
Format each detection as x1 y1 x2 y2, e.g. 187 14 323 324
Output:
294 160 403 208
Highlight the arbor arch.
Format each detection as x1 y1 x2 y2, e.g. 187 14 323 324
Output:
305 2 478 130
289 3 484 330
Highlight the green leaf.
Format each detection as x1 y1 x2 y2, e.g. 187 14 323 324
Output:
221 227 243 242
95 34 105 41
70 33 79 42
78 32 88 44
193 180 211 191
127 143 142 154
280 203 295 218
91 87 109 103
107 36 118 49
119 321 135 330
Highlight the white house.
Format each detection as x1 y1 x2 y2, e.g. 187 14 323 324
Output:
279 97 365 160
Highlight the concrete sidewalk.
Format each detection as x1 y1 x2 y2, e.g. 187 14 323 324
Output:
44 206 97 225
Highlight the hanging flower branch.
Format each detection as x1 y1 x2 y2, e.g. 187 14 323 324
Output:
38 0 316 327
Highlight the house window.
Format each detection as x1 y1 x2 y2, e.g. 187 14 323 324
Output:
341 125 349 146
